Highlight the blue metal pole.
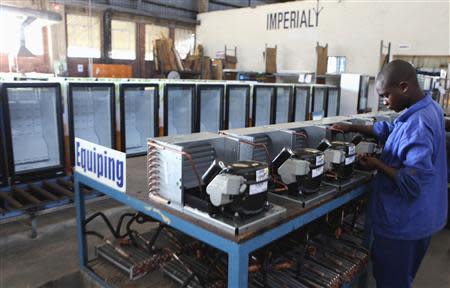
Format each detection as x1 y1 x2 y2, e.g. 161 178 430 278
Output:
228 244 249 288
74 174 88 267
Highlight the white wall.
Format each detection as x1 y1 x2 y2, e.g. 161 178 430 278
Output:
197 0 450 76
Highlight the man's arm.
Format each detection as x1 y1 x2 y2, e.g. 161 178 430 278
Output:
331 124 375 137
332 120 394 142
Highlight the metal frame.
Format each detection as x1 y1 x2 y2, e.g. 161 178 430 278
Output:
196 83 225 132
224 84 251 129
163 83 196 136
119 83 159 157
357 75 370 113
252 84 276 126
0 107 8 187
68 82 117 166
1 82 66 183
274 85 294 124
326 86 341 117
74 172 370 288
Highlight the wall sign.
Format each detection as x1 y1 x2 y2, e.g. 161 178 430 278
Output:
266 4 323 30
75 137 126 193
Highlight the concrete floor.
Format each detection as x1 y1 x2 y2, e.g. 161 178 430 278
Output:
0 199 449 288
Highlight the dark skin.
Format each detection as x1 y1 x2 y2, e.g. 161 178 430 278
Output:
332 60 424 180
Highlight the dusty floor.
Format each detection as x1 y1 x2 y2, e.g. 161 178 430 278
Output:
0 198 449 288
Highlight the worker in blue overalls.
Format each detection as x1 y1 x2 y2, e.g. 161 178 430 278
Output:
333 60 448 288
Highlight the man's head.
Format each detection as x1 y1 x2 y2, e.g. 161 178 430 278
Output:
376 60 422 112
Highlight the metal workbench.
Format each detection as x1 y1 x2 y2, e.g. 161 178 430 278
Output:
75 156 371 287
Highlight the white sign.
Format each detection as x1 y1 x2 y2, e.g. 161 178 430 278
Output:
74 138 126 193
77 64 84 73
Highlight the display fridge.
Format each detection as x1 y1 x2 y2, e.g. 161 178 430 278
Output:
339 74 371 115
293 85 311 121
163 83 196 136
274 85 294 124
119 83 159 157
224 83 250 129
326 86 341 117
252 84 276 126
1 82 65 183
196 83 224 133
68 82 116 165
311 85 328 119
0 109 8 186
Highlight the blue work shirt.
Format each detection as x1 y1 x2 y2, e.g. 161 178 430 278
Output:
372 94 448 240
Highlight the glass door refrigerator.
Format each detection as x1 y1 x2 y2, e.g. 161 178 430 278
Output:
196 83 225 133
340 74 371 115
325 86 341 117
225 83 250 129
163 83 196 136
68 82 116 165
311 85 328 119
119 83 159 157
1 82 65 183
274 85 294 124
293 85 311 121
252 84 276 127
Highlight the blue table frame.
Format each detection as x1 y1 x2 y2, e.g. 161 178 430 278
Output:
74 172 370 287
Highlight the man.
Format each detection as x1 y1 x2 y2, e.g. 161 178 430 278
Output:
332 60 447 288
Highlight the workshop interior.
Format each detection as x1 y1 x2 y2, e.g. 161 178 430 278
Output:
0 1 449 288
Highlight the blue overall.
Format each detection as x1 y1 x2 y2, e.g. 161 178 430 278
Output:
371 95 448 288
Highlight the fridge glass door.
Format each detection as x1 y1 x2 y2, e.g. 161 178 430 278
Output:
72 86 113 148
167 86 193 136
7 86 61 172
254 87 274 126
124 86 156 154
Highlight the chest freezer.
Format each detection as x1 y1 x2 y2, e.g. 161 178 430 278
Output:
252 84 276 127
274 85 293 124
68 82 116 165
311 85 328 119
326 86 340 117
293 85 311 122
119 83 159 157
1 82 65 182
225 84 250 129
196 83 224 133
163 83 196 136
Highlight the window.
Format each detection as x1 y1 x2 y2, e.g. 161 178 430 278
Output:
67 14 101 58
327 56 346 74
174 27 195 59
111 20 136 60
0 14 43 56
145 24 169 61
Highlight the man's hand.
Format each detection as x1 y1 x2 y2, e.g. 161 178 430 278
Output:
359 154 398 179
330 123 352 133
358 154 380 170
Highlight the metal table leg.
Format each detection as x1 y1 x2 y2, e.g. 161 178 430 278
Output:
228 245 249 288
74 175 88 267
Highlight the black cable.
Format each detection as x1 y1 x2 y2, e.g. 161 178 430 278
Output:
84 212 119 238
86 230 105 240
